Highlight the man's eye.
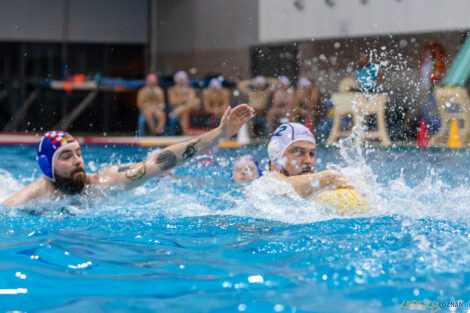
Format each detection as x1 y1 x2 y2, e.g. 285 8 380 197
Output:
310 151 316 157
293 150 302 156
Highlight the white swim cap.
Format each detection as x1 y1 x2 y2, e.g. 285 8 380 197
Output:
209 78 222 88
297 77 311 88
174 70 188 83
268 123 316 170
278 75 290 87
253 75 266 85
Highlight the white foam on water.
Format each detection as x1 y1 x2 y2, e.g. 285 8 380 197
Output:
1 141 470 226
0 169 25 203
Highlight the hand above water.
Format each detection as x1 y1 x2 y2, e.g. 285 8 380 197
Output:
218 104 254 138
317 170 355 190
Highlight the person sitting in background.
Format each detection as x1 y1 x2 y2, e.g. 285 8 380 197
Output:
1 104 254 207
261 123 353 197
231 155 263 183
267 76 298 135
295 77 322 132
167 71 201 135
136 74 166 136
237 75 277 137
203 78 230 125
354 51 384 93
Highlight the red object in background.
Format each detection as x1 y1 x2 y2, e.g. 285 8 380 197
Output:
63 81 72 94
73 74 86 83
417 118 429 148
201 149 214 166
304 118 312 131
419 43 445 82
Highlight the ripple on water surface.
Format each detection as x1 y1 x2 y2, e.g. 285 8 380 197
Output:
0 145 469 312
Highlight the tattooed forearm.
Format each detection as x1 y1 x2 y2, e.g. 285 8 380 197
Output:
125 164 146 180
182 139 200 160
118 165 131 173
156 150 177 170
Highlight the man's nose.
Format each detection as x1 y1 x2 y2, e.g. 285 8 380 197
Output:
73 154 82 166
303 154 314 164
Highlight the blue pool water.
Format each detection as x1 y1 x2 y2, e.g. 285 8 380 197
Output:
1 144 470 312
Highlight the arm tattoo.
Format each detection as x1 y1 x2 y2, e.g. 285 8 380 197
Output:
125 164 146 180
118 165 131 173
156 150 177 171
182 139 200 160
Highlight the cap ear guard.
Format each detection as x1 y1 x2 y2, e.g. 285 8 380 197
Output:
37 154 53 181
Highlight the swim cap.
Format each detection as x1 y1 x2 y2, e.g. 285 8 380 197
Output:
253 76 266 85
174 70 188 83
278 75 290 87
268 123 316 170
209 78 222 89
37 131 78 181
297 77 312 88
231 154 263 181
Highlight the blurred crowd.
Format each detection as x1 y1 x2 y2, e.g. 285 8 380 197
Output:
137 70 329 140
137 49 443 142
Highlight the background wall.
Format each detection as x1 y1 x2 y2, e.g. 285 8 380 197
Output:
259 0 470 43
0 0 148 43
156 0 258 79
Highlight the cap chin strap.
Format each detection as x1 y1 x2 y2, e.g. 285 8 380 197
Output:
280 167 291 177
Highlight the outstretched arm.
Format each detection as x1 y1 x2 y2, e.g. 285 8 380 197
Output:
91 104 253 187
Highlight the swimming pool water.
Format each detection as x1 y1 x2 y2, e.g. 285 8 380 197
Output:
1 144 469 312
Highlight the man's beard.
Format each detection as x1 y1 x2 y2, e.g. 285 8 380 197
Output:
54 167 86 195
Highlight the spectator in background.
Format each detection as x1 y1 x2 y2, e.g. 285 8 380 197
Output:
168 71 200 135
355 51 384 93
203 78 230 125
295 77 322 132
237 75 277 137
266 76 298 135
136 74 166 136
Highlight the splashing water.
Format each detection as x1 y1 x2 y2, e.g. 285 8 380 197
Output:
0 144 469 312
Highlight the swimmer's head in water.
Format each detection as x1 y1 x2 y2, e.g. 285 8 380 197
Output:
174 70 189 85
232 155 262 183
37 131 86 194
146 73 158 86
268 123 316 176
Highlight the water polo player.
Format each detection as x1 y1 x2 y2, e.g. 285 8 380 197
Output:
266 123 354 197
231 155 263 183
2 104 254 207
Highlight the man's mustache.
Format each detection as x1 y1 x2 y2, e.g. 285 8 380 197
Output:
71 167 86 177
